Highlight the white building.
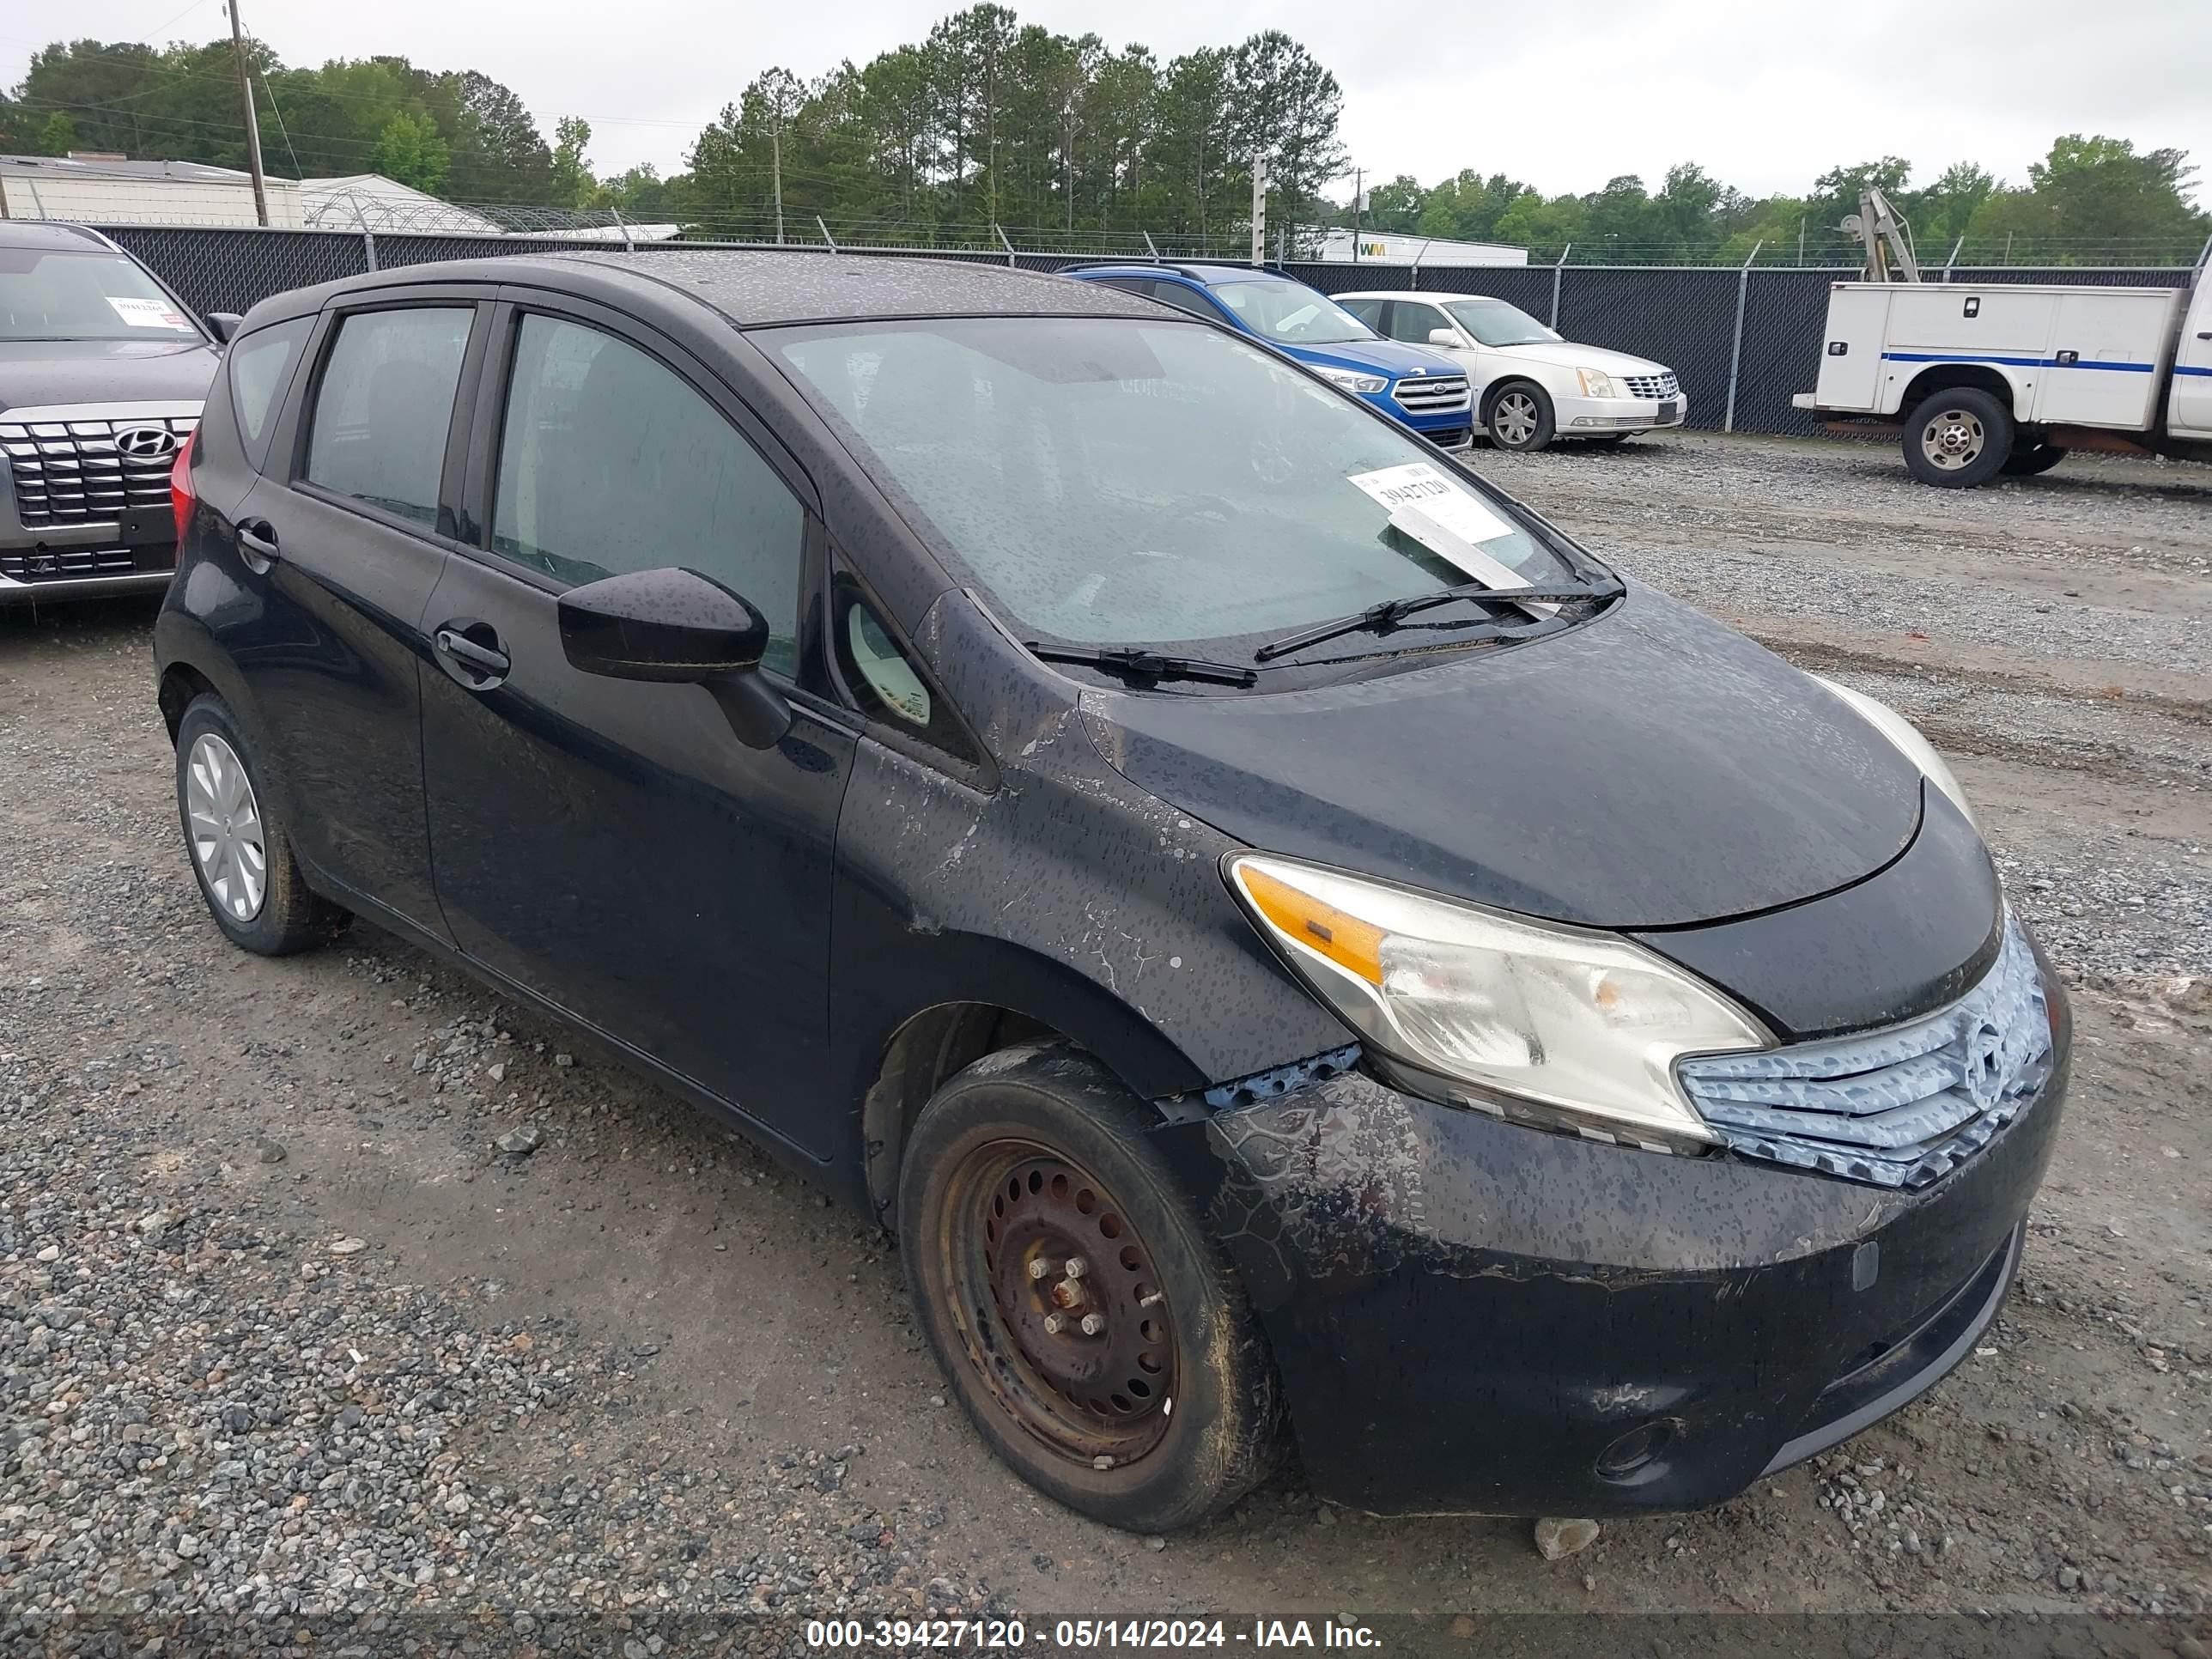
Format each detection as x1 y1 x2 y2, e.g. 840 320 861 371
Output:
1315 230 1527 266
0 152 306 226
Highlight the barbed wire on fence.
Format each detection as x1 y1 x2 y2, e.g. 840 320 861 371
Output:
9 185 2207 270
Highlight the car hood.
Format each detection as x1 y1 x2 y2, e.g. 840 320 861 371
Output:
1079 585 1923 930
1487 339 1668 378
0 337 219 414
1286 338 1467 380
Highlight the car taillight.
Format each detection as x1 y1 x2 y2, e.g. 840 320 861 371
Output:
169 428 198 544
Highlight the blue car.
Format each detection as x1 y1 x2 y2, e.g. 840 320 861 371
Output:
1064 263 1474 449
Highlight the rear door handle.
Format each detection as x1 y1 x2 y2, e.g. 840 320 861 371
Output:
237 518 280 562
434 624 511 682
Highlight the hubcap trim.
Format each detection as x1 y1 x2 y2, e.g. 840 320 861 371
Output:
185 732 268 921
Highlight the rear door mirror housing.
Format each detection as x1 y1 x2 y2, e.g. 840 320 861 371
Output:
206 312 242 343
557 567 792 748
1428 327 1464 349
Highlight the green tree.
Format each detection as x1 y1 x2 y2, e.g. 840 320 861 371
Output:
550 114 592 207
1229 31 1346 247
371 110 448 192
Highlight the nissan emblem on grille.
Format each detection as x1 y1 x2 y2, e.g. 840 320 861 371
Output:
115 425 180 460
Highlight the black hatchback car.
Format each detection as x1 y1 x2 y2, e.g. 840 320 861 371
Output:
156 251 2068 1533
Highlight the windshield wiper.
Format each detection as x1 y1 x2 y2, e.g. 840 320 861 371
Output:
1027 644 1258 688
1254 580 1620 663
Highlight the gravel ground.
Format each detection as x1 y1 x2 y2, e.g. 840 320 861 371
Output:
1 431 2208 1652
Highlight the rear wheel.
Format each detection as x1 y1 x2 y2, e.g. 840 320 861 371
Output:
900 1043 1284 1532
1485 380 1556 452
1903 386 2013 487
2001 443 2068 477
174 695 343 956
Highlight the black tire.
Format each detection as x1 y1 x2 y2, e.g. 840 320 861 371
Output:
2001 443 2068 477
899 1042 1285 1532
1903 386 2014 487
1485 380 1556 453
173 693 343 956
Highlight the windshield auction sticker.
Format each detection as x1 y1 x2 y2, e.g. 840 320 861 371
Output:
105 295 193 330
1345 461 1514 546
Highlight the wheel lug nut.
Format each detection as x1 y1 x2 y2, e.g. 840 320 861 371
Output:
1079 1313 1105 1336
1042 1312 1067 1334
1064 1257 1087 1279
1027 1258 1053 1280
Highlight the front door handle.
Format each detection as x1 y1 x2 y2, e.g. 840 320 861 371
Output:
434 623 511 684
237 518 280 563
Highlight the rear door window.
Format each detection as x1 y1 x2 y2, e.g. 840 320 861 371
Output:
227 317 313 467
304 307 473 527
1146 282 1226 321
1382 301 1448 344
489 313 805 677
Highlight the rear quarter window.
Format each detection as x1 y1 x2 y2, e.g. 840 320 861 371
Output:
226 317 313 469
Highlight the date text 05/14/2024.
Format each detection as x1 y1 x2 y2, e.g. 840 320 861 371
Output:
804 1619 1384 1649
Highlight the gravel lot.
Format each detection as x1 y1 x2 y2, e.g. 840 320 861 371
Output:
2 431 2208 1650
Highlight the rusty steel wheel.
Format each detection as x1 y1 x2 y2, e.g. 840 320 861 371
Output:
948 1141 1179 1468
900 1042 1285 1531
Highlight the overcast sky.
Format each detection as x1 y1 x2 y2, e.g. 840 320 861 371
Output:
7 0 2209 204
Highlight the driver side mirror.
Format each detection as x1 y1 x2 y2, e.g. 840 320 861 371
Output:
206 312 242 343
557 567 792 749
1427 327 1464 349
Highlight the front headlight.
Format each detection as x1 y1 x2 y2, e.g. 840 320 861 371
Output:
1313 365 1390 395
1226 854 1770 1149
1576 366 1620 398
1811 676 1977 830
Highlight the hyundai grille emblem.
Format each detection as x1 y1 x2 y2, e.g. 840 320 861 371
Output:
115 425 179 461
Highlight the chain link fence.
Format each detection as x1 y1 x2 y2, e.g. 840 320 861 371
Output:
87 223 2200 441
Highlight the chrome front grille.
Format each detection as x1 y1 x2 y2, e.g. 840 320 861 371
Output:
0 545 139 582
1620 371 1680 400
1 415 198 528
1392 374 1471 413
1678 916 2052 1190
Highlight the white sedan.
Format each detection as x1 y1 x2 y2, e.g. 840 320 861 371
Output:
1335 291 1686 453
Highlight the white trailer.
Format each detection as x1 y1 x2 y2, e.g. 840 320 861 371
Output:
1791 191 2212 485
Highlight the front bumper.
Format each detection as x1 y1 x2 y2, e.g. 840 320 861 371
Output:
1559 392 1689 432
1199 973 2069 1516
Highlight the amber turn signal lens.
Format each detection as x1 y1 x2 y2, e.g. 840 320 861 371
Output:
1235 864 1386 986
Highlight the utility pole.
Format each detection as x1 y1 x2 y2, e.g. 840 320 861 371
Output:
770 123 785 245
1352 166 1361 263
227 0 270 228
1249 153 1267 267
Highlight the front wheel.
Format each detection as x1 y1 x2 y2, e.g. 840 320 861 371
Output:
1904 387 2014 487
2001 443 2068 477
899 1043 1285 1532
1485 380 1556 452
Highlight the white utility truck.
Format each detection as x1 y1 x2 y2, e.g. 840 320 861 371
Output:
1794 189 2212 486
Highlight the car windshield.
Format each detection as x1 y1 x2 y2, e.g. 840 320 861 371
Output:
1444 298 1560 348
0 247 200 343
1208 277 1376 346
770 317 1594 659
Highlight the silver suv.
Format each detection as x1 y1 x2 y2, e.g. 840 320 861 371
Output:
1 222 231 605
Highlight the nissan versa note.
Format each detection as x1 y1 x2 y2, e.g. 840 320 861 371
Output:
156 251 2069 1534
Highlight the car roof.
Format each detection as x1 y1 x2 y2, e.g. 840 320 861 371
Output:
1068 262 1285 287
0 221 125 253
1333 291 1505 303
250 247 1167 330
